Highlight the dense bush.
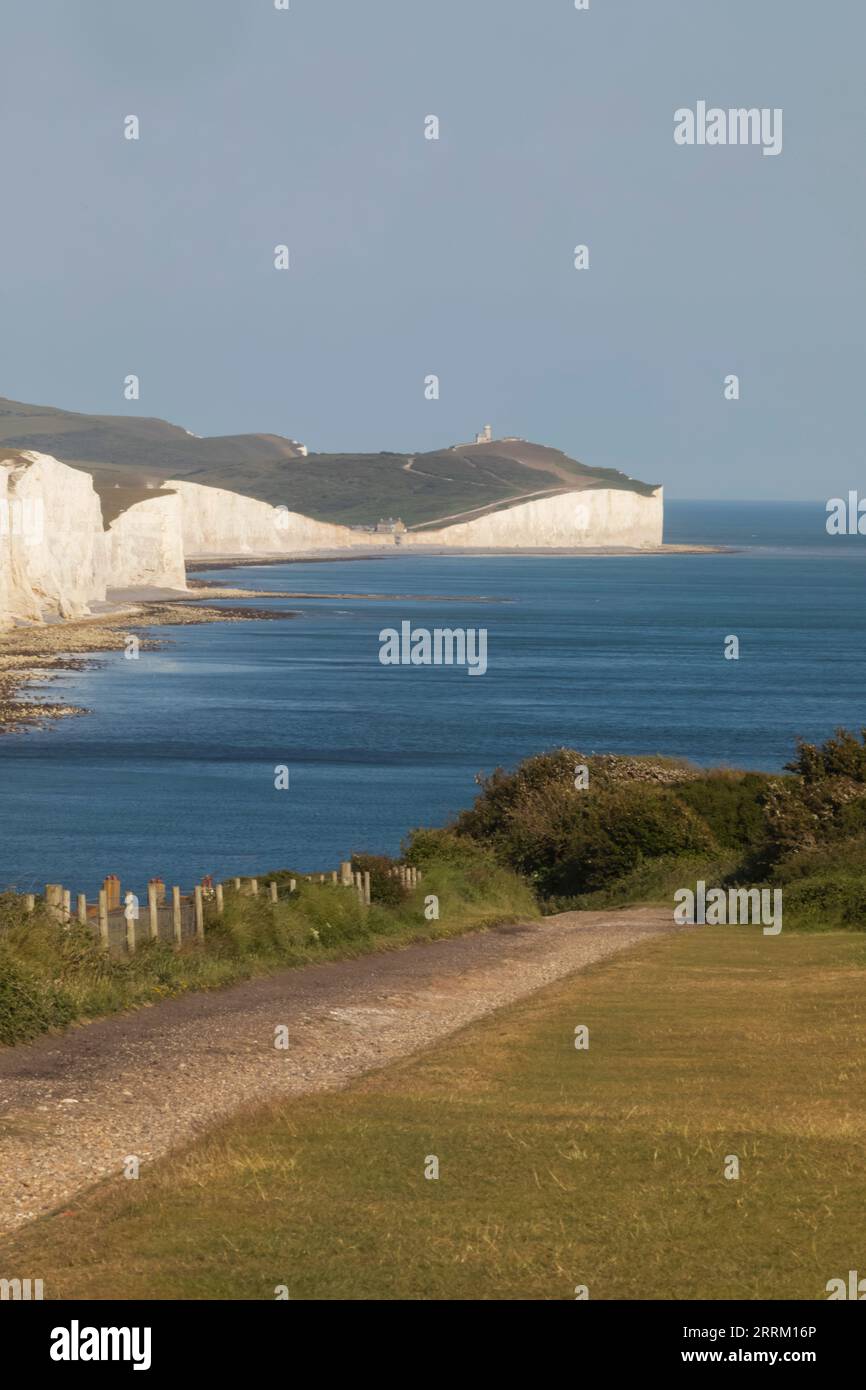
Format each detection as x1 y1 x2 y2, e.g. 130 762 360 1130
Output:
453 748 701 865
448 749 716 898
452 749 580 866
0 948 75 1045
350 853 406 906
786 727 866 784
404 827 498 868
539 786 716 897
763 729 866 861
0 928 76 1045
545 851 738 914
447 733 866 915
673 772 773 852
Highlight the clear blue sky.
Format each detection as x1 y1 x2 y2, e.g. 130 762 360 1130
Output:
1 0 863 499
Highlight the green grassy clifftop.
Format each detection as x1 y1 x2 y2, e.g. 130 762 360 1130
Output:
0 397 658 529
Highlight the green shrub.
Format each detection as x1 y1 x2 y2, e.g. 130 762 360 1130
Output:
0 953 75 1045
760 729 866 863
781 876 866 932
547 852 738 913
404 827 498 870
350 853 405 906
540 786 717 898
673 772 774 852
786 727 866 784
453 749 581 858
449 749 716 897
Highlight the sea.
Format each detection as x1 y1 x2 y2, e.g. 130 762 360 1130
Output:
1 500 864 895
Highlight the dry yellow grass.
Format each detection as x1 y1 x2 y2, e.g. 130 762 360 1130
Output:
2 926 864 1300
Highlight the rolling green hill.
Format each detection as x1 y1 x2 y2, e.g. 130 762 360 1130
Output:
0 397 658 528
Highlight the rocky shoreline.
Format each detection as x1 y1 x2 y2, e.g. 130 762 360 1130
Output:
0 589 299 735
189 541 729 571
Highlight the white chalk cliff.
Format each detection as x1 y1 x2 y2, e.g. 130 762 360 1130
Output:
168 477 663 558
0 451 187 627
104 492 187 592
411 486 663 549
1 451 106 625
166 479 385 557
0 450 663 627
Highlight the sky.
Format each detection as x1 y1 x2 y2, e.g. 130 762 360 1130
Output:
1 0 863 500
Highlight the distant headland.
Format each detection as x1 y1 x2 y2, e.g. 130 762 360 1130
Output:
1 394 714 630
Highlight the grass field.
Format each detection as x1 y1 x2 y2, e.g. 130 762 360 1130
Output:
0 395 655 527
4 926 863 1300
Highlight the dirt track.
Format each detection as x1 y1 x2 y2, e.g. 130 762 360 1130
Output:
0 906 676 1234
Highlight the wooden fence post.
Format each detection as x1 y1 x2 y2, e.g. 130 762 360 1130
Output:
98 890 109 949
77 893 87 925
363 871 371 906
269 881 278 904
289 878 296 892
250 878 259 897
103 875 121 911
45 884 63 922
340 860 353 886
215 883 224 916
194 885 204 941
330 870 337 884
24 894 35 913
126 900 136 955
233 877 241 891
172 887 182 947
148 881 159 940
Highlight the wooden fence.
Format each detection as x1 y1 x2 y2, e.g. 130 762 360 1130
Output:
16 861 422 955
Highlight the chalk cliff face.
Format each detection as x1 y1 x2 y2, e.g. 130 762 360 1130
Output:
0 452 188 627
105 493 187 592
166 478 384 556
169 478 663 557
0 451 106 626
411 487 664 549
0 450 664 628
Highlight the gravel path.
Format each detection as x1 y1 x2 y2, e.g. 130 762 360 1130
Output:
0 907 674 1233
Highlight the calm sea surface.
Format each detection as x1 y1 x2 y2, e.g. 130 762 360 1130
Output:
1 500 864 894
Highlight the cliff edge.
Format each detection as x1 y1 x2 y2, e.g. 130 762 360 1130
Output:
0 431 664 627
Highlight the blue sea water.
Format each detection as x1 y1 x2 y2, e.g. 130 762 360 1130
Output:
1 500 864 895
